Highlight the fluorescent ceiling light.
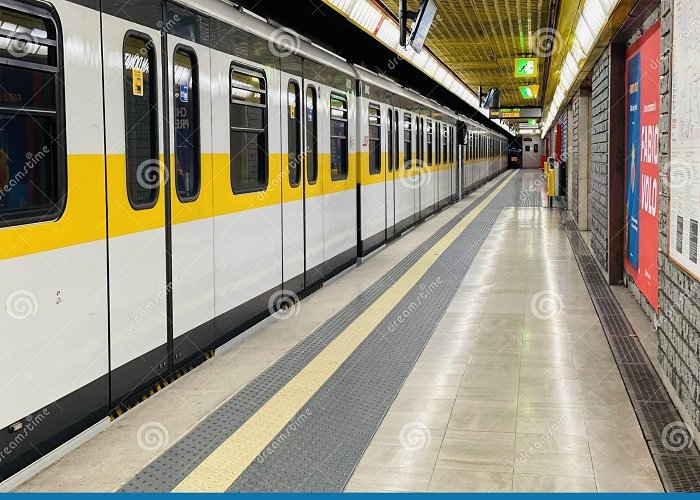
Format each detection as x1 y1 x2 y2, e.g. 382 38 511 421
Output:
542 0 621 138
323 0 501 128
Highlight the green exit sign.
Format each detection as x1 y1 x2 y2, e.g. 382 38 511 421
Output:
514 58 538 78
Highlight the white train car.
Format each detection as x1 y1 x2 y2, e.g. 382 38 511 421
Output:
355 67 461 255
0 0 510 482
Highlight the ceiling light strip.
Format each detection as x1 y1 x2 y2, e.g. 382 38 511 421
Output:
541 0 622 137
324 0 510 131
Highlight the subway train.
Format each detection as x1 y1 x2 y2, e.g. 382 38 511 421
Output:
0 0 509 482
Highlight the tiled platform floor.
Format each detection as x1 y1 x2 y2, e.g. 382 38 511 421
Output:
345 207 664 492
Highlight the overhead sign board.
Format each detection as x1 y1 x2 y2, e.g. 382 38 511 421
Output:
514 58 538 78
489 107 542 119
409 0 437 53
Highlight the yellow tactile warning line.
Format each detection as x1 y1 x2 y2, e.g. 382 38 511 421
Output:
172 170 518 492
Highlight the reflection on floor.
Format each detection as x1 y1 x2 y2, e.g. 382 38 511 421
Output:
345 207 663 492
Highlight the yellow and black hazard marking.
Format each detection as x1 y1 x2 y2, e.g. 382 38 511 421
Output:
110 350 216 420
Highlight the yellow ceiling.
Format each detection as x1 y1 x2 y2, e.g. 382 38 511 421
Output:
381 0 561 109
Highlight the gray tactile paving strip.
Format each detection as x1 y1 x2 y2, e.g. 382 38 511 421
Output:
230 174 533 492
121 170 523 492
560 210 700 492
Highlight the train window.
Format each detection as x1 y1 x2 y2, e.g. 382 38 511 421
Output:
368 105 381 174
230 66 267 193
173 47 200 202
456 129 459 162
0 4 64 226
445 126 449 164
387 109 393 172
448 127 453 163
415 117 422 166
394 110 399 170
442 124 448 163
435 123 441 164
306 85 318 184
419 118 425 166
124 34 159 209
330 93 348 180
403 113 412 168
421 118 425 165
287 80 301 187
426 120 433 166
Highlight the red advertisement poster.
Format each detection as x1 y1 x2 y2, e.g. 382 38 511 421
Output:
624 21 660 311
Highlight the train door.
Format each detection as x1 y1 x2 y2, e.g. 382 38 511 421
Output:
453 127 459 203
398 111 414 231
102 11 169 406
386 106 397 240
393 109 400 235
465 131 470 192
415 115 423 219
166 8 216 366
460 142 465 196
456 131 463 200
282 71 305 294
304 81 324 287
467 131 473 190
360 101 386 255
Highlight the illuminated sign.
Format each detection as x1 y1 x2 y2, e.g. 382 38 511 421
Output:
489 107 542 119
514 58 538 77
520 85 539 99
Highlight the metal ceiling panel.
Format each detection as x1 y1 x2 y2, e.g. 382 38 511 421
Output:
382 0 557 107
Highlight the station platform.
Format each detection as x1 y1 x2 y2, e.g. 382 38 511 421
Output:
13 171 692 492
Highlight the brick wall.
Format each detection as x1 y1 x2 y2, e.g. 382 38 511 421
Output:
591 51 610 272
572 96 580 224
657 0 700 428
